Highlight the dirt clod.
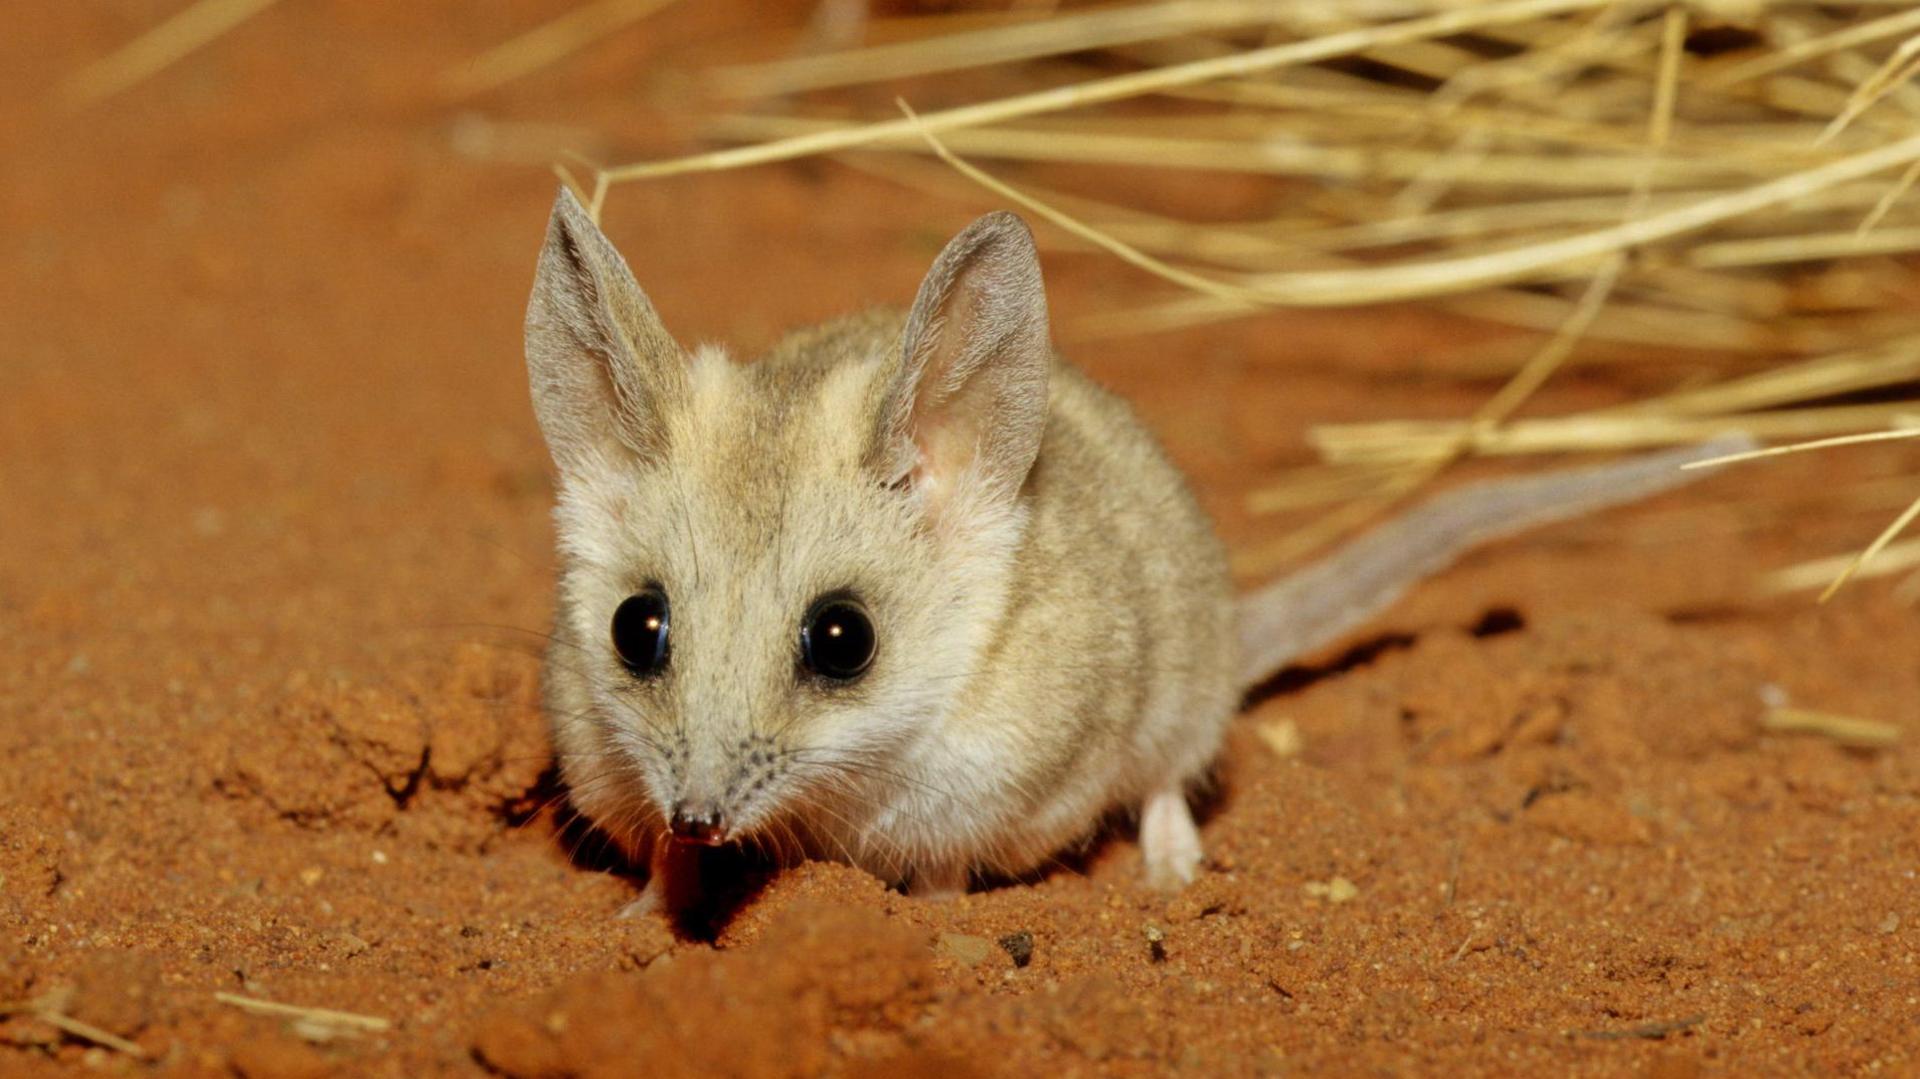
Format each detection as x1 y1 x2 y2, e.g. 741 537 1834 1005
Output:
474 904 934 1078
229 1032 342 1079
997 932 1034 968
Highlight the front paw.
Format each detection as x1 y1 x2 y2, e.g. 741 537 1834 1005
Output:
1140 786 1203 891
615 876 666 920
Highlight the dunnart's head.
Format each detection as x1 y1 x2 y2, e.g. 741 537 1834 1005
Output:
524 189 1051 861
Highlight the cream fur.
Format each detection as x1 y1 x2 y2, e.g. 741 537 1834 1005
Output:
526 191 1236 897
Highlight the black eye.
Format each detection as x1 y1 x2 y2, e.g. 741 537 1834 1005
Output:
800 596 875 682
611 587 670 678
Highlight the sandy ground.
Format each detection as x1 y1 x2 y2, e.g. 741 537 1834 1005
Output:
6 3 1920 1076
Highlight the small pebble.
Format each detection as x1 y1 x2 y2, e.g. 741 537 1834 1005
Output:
1302 876 1359 904
1144 924 1167 963
998 931 1034 968
935 933 993 967
1256 718 1303 759
290 1017 343 1045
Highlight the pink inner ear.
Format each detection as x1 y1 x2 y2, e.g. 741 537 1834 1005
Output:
905 309 1003 488
888 211 1050 507
902 423 970 508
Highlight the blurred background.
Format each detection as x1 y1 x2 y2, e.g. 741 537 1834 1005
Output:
8 2 1920 1074
12 0 1920 604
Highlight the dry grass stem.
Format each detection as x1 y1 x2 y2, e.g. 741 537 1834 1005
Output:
1686 224 1920 266
981 129 1907 303
59 0 282 107
214 991 393 1032
897 102 1275 307
35 1012 147 1058
444 0 681 99
1707 6 1920 86
873 121 1920 310
1245 465 1403 515
1765 536 1920 595
1818 489 1920 601
1857 158 1920 235
713 0 1286 97
1761 706 1902 748
1683 427 1920 470
1630 336 1920 417
1233 466 1434 577
0 993 146 1058
1083 287 1777 350
702 113 1763 187
1284 183 1899 251
1822 30 1920 142
832 150 1339 272
599 0 1613 183
1312 403 1920 464
1243 132 1920 306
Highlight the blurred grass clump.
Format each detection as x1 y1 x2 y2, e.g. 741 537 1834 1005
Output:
591 0 1920 588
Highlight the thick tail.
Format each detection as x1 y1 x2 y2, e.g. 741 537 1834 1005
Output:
1235 436 1755 689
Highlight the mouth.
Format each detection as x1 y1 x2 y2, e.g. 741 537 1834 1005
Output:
667 830 729 849
666 805 730 847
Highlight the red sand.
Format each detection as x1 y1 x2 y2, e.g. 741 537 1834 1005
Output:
5 3 1920 1076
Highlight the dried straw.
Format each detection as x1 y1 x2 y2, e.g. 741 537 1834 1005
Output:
713 0 1287 98
1683 423 1920 599
0 993 145 1058
1706 6 1920 86
59 0 282 108
577 0 1920 585
214 991 393 1032
445 0 682 99
1818 490 1920 600
601 0 1614 183
1767 536 1920 595
1821 30 1920 141
1761 706 1901 747
1684 427 1920 470
1309 403 1920 463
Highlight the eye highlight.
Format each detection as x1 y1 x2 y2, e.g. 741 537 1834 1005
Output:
800 595 875 682
611 587 670 678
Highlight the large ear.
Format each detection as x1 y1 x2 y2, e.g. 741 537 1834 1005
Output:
880 211 1051 506
525 188 686 471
